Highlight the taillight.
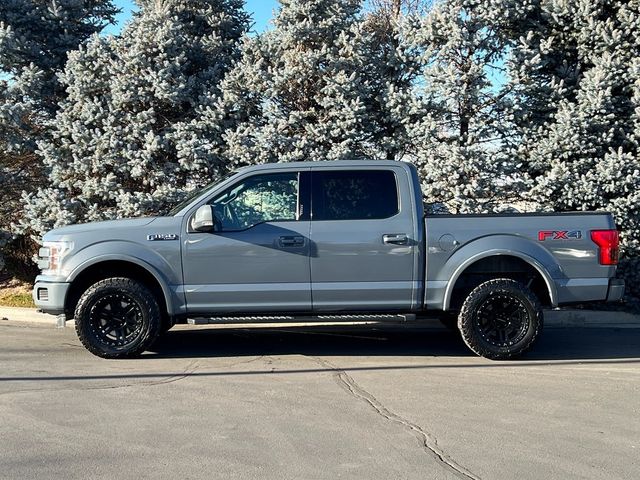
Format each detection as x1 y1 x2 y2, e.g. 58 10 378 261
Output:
590 230 619 265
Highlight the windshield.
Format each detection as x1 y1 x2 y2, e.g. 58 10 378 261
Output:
166 171 238 216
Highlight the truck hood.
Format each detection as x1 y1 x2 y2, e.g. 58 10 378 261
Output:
43 217 157 240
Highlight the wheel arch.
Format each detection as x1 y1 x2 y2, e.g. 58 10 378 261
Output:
444 251 558 311
64 257 175 318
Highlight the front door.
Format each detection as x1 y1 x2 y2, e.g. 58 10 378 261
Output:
310 167 417 311
182 170 311 314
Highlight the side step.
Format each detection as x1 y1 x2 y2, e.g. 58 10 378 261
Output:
187 313 417 325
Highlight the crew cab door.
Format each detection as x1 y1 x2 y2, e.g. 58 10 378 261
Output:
310 167 417 311
182 169 311 314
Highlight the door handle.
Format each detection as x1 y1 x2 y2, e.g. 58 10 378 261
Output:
279 235 305 247
383 234 409 245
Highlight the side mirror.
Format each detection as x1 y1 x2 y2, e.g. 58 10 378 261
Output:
191 205 220 233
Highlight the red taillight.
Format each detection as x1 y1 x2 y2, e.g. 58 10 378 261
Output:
590 230 619 265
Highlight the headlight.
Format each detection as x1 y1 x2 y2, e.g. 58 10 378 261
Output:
38 241 74 276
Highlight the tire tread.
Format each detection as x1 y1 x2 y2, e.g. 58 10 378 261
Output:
458 278 543 360
74 277 161 359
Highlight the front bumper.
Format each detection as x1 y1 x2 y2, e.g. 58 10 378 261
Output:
606 278 625 302
33 279 70 315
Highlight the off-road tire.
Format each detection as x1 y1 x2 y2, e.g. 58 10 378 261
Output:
458 278 543 360
74 277 161 359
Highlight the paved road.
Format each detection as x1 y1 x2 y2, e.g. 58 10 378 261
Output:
1 321 639 480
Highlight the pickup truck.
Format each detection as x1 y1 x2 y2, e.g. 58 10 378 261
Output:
33 160 624 360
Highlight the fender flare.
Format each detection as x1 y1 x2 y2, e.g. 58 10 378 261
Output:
443 249 559 310
66 254 177 316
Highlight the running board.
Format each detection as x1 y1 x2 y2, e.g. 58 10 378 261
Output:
187 313 417 325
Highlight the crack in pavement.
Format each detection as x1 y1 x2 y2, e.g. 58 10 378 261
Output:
0 360 201 396
219 355 267 369
309 356 481 480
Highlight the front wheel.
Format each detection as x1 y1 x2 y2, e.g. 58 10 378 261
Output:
458 278 543 360
74 277 162 359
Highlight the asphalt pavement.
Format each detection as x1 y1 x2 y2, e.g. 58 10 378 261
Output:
1 321 638 480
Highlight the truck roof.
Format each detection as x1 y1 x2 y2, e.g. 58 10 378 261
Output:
235 159 411 172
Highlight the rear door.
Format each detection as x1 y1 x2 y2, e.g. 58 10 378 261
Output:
309 166 417 311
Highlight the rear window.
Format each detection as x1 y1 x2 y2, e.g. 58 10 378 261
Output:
312 170 399 221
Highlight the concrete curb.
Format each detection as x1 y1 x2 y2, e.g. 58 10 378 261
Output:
1 306 639 329
0 307 61 325
543 309 640 328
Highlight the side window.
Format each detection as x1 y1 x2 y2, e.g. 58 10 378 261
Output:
312 170 399 221
210 172 299 231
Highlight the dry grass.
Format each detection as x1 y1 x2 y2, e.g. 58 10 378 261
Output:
0 279 35 308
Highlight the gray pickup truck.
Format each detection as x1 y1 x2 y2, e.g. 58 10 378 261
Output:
33 160 624 359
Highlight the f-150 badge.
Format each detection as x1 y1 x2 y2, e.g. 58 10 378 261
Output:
147 234 179 241
538 230 582 241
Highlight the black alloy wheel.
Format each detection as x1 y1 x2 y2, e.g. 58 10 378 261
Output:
473 293 530 348
75 277 161 359
88 293 145 348
458 278 543 360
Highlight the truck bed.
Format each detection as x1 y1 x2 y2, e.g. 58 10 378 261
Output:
424 211 619 310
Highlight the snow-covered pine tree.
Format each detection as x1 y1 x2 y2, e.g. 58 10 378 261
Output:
502 0 583 169
210 0 386 166
20 0 250 234
0 0 118 229
504 0 640 306
505 0 640 213
615 56 640 307
399 0 511 213
362 0 433 160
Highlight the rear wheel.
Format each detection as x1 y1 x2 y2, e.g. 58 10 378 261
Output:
458 278 543 360
74 277 161 359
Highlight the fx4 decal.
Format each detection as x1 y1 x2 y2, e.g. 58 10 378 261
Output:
538 230 582 241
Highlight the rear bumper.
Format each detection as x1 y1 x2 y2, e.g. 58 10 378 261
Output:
556 277 625 305
33 279 70 315
606 278 625 302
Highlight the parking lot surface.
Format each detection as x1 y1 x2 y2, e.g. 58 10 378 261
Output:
1 321 639 480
